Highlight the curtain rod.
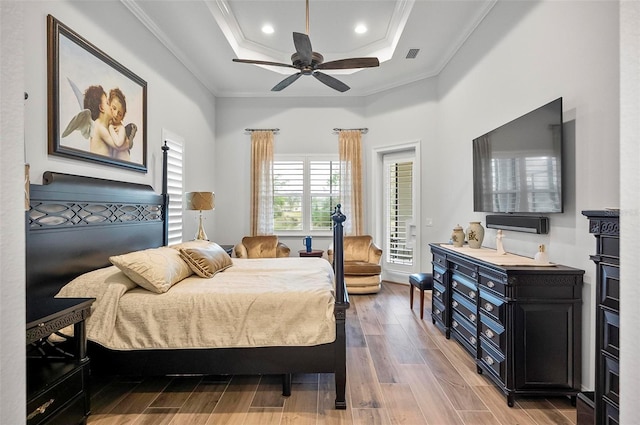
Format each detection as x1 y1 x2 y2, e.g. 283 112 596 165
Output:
245 128 279 133
333 128 368 134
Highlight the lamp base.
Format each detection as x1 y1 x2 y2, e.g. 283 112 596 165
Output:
194 212 209 240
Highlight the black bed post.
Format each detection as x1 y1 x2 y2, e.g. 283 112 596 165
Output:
332 204 349 409
161 141 169 246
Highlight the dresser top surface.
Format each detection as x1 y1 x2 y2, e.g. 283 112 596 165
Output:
27 297 94 329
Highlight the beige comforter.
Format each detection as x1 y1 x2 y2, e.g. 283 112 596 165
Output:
57 258 336 350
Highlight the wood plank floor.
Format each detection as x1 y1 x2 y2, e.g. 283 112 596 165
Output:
87 282 577 425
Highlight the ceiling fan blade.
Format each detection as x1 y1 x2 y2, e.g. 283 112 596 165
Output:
272 73 303 91
317 57 380 70
313 71 350 92
293 32 313 65
233 58 297 69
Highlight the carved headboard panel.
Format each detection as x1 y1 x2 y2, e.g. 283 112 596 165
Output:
26 172 167 299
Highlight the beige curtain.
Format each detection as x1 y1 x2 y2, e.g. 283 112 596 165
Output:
250 131 274 236
339 130 363 235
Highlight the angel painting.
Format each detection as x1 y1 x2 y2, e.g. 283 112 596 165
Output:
61 78 137 161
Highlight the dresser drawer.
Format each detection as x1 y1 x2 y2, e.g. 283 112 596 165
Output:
480 314 506 354
451 258 478 280
452 292 478 326
479 338 506 383
602 399 619 425
44 393 87 425
599 264 619 311
27 364 84 425
601 353 619 406
479 289 506 325
432 281 446 305
432 253 446 268
432 265 446 284
451 273 478 303
601 309 619 358
451 311 478 353
478 269 507 297
432 298 446 325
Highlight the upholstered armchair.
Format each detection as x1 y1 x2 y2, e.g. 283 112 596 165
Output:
233 235 291 258
328 235 383 294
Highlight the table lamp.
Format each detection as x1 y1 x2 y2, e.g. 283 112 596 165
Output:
185 191 214 240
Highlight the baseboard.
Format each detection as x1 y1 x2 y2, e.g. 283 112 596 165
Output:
485 215 549 234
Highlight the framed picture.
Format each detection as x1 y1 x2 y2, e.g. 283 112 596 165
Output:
47 14 147 172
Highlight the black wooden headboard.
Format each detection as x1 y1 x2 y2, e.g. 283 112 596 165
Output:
26 171 167 299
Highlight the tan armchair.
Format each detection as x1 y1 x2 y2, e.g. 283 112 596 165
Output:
234 235 290 258
328 235 383 294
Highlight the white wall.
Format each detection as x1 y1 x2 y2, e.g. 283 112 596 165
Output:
619 1 639 422
214 96 367 251
22 1 217 241
0 3 26 424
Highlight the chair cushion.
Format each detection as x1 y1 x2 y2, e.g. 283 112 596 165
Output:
344 261 382 276
242 235 278 258
344 235 374 262
409 273 433 290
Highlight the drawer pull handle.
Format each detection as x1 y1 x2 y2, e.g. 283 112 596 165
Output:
487 281 495 288
485 329 495 339
469 290 476 299
485 356 495 366
434 309 441 315
472 272 477 278
435 273 441 279
485 303 494 312
452 281 458 288
469 313 476 322
454 264 459 269
435 291 441 298
452 300 459 308
470 336 477 345
437 258 442 263
452 320 459 328
27 399 54 420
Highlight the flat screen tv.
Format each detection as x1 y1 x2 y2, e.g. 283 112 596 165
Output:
473 97 563 213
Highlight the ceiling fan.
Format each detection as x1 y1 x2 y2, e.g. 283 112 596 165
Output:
232 0 380 92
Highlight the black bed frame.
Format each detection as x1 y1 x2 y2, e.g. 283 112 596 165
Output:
26 151 350 409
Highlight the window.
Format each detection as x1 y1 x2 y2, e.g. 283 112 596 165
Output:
384 157 414 266
164 132 184 245
273 156 340 233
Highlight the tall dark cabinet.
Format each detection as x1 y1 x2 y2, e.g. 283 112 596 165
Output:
430 243 584 407
582 210 620 425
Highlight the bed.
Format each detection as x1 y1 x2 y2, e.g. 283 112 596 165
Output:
26 156 349 408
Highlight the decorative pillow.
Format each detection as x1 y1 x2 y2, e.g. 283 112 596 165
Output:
170 239 212 251
179 243 233 278
109 247 193 293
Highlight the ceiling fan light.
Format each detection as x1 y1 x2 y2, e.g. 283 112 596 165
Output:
354 24 367 34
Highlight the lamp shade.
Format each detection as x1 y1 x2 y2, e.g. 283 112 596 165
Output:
185 192 214 211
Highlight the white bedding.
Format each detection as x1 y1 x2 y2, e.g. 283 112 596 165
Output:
56 258 336 351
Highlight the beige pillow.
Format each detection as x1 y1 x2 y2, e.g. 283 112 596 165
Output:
110 247 193 293
170 239 211 251
179 243 233 278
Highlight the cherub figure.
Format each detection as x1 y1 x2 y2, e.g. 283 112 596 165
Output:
107 88 136 161
61 79 135 159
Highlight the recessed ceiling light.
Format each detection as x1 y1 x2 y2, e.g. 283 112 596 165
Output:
354 24 367 34
262 24 274 34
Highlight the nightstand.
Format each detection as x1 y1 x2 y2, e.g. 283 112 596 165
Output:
299 249 324 258
27 297 94 425
219 244 234 256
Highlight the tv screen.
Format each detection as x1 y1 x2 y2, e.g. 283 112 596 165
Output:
473 97 563 213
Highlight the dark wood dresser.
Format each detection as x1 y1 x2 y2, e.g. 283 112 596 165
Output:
582 210 619 425
430 243 584 406
27 298 94 425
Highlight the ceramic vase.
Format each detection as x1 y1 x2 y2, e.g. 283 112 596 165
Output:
466 221 485 249
451 224 465 247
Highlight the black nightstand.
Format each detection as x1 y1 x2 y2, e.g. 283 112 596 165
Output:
27 297 94 425
220 244 234 256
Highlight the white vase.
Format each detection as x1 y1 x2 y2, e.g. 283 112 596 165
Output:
451 224 465 247
466 221 485 249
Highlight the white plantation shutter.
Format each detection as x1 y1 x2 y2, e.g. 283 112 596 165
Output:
164 135 184 245
273 157 339 233
385 160 413 265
